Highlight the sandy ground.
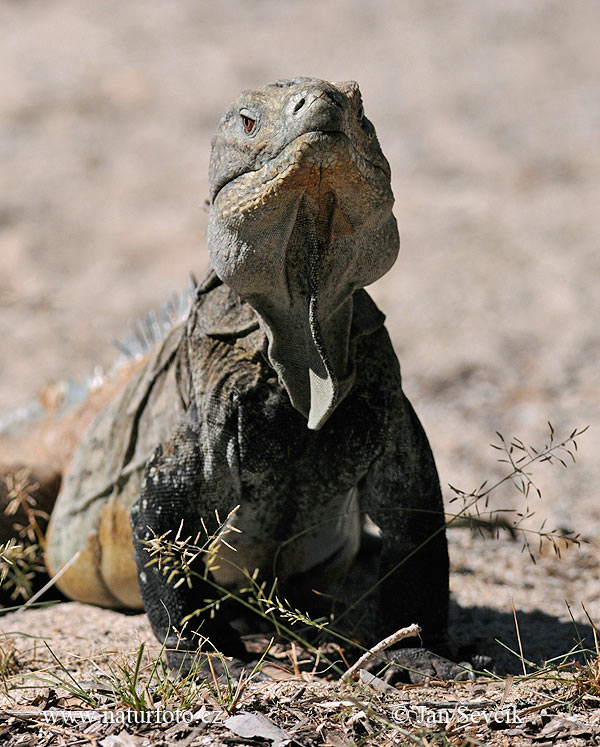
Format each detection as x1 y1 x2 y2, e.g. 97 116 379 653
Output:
0 1 599 743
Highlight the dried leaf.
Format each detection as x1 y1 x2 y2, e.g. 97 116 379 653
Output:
359 669 395 693
225 711 291 745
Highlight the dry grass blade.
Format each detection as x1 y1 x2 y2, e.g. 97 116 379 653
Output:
511 595 527 677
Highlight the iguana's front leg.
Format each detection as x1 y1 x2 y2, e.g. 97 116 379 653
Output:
130 416 247 669
359 393 449 651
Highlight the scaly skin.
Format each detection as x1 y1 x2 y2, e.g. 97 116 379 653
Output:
42 78 449 667
0 358 147 548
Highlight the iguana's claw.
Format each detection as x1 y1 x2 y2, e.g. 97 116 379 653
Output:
364 647 489 684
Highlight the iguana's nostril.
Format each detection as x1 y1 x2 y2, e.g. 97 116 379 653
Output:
324 91 344 110
293 97 306 114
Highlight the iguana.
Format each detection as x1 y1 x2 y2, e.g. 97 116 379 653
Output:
4 78 449 668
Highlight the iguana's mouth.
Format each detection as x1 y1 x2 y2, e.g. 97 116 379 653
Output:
209 131 341 203
210 130 388 204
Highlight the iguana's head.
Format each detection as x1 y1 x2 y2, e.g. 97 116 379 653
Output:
208 78 399 429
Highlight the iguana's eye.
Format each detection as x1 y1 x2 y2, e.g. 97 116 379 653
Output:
240 110 256 134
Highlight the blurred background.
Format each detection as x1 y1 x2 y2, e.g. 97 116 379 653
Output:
1 0 598 548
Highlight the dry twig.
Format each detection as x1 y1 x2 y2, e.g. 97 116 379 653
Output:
341 623 421 681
